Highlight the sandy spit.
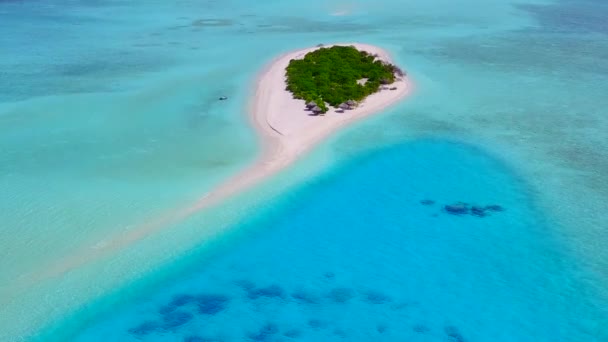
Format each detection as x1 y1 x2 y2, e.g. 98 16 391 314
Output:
12 43 413 290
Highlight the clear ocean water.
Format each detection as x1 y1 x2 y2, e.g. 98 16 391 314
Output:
1 0 607 341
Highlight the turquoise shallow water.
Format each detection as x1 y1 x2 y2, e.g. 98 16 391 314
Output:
1 0 608 340
65 140 608 341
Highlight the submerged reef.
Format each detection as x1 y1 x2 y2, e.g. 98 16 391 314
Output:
420 199 506 218
128 293 230 337
445 325 467 342
443 202 505 217
196 294 231 315
362 290 392 304
444 202 470 215
162 311 193 330
126 278 454 341
159 294 197 314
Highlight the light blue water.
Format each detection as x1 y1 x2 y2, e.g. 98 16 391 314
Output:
2 0 608 340
65 140 607 341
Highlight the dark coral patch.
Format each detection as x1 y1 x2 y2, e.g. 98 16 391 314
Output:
327 287 355 303
247 284 285 300
444 203 470 215
162 311 193 330
160 294 197 314
443 202 504 217
248 322 280 341
470 206 488 217
420 199 435 205
128 320 159 336
485 204 504 212
445 326 466 342
363 290 392 304
196 294 230 315
171 294 196 307
324 272 335 279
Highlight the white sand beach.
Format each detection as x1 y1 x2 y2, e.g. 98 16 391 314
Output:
206 43 411 208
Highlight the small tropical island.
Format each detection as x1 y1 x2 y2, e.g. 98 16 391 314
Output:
285 45 405 114
179 43 411 220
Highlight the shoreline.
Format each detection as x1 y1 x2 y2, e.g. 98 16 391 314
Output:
247 43 412 199
160 43 412 218
8 43 412 294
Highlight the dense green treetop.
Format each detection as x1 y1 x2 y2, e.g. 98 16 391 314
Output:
285 45 398 113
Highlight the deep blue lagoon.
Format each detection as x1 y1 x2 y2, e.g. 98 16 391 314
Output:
70 140 608 341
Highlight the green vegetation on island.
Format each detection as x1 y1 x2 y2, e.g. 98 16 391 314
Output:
285 45 402 114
